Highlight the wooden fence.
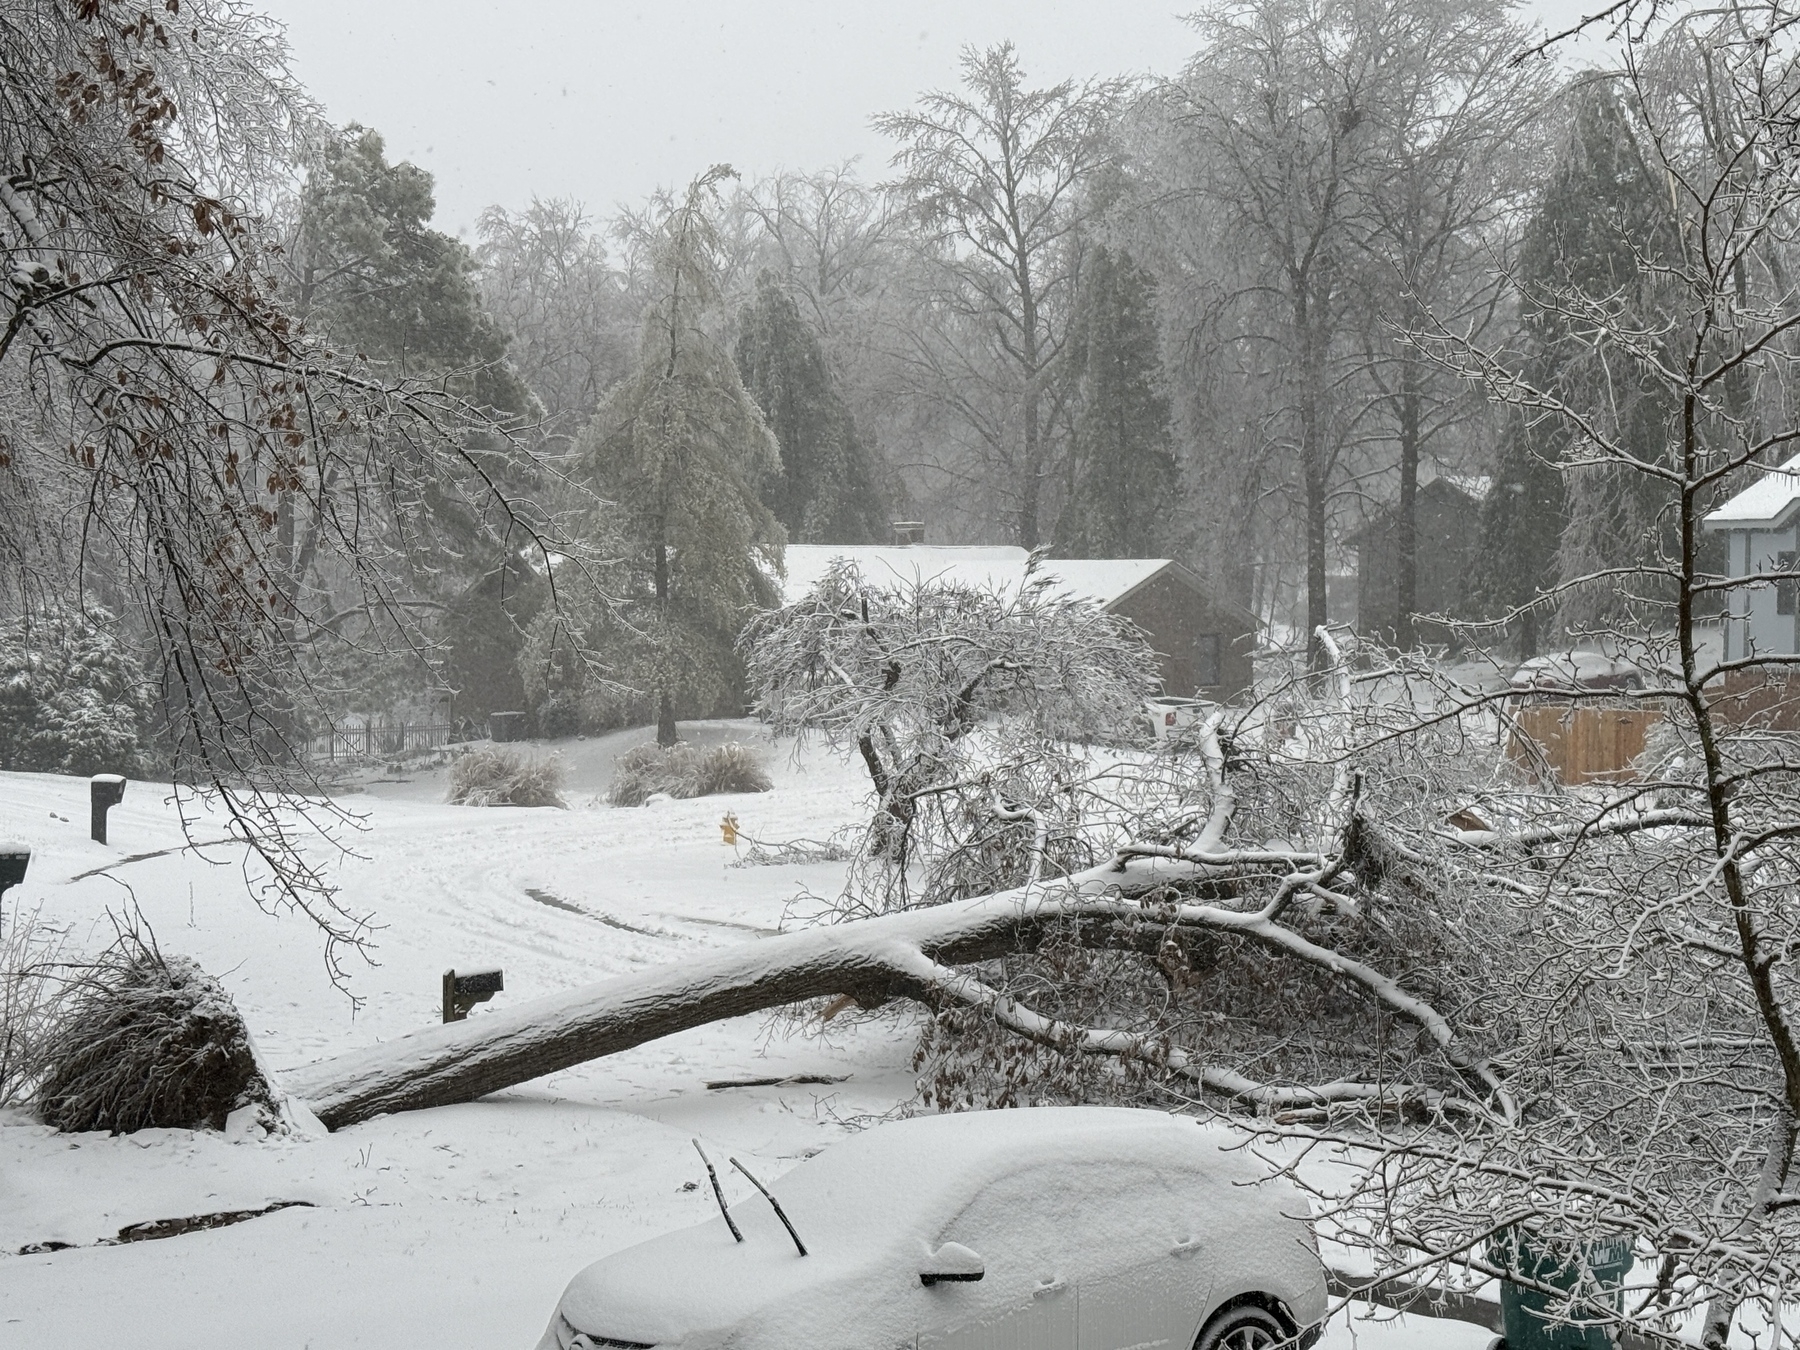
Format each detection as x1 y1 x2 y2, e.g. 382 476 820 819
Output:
312 721 456 765
1710 667 1800 730
1506 705 1663 786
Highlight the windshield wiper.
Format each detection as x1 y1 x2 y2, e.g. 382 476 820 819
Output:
691 1138 743 1243
730 1156 809 1257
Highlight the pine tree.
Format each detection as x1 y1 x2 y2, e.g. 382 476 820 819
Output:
1478 413 1568 657
290 126 530 413
286 126 541 725
578 168 786 746
0 606 151 776
1055 248 1178 559
1476 81 1677 651
735 270 889 543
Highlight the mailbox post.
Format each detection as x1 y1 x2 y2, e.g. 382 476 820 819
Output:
442 967 504 1022
0 842 29 937
90 774 126 844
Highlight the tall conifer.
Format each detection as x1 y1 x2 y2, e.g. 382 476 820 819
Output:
735 270 889 543
1476 83 1676 651
1055 248 1178 559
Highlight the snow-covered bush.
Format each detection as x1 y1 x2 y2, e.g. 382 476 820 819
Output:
606 741 772 806
0 606 152 776
744 558 1160 911
34 936 277 1133
446 747 567 808
535 694 583 740
0 907 73 1109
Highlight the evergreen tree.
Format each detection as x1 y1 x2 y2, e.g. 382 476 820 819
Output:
290 125 528 411
1476 82 1677 650
735 270 889 543
578 168 786 746
288 125 540 724
1055 248 1178 558
1478 413 1568 657
0 606 152 776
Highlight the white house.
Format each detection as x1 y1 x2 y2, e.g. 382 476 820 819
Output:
1703 453 1800 660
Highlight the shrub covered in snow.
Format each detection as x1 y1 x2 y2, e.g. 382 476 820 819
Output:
534 695 582 740
0 606 152 776
606 741 772 806
34 937 277 1133
0 907 73 1109
446 746 567 807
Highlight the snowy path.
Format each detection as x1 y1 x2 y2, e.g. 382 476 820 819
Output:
0 726 1495 1347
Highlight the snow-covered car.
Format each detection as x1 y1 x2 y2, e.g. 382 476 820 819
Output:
538 1106 1326 1350
1507 651 1650 701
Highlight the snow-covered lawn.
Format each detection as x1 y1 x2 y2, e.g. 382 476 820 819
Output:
0 722 1493 1348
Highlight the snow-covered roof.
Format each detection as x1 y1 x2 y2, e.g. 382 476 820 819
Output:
1035 558 1172 607
779 546 1184 610
1704 453 1800 530
1436 473 1492 502
780 546 1031 606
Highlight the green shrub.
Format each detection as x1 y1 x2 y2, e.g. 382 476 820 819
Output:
446 746 566 807
0 606 151 776
535 695 582 740
607 741 772 806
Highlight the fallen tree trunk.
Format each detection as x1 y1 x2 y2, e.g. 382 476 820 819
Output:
287 856 1202 1129
287 838 1504 1131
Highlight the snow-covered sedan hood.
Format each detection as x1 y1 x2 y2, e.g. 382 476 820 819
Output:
557 1203 921 1348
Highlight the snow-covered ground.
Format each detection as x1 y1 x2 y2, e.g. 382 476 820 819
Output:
1 722 1493 1348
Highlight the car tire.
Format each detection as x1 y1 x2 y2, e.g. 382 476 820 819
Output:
1194 1304 1289 1350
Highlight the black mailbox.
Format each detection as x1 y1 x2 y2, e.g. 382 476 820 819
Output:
0 843 28 933
90 774 126 844
442 966 504 1023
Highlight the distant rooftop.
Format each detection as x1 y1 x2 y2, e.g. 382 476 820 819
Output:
779 545 1184 610
1704 453 1800 529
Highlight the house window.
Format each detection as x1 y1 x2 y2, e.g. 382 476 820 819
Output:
1194 633 1221 688
1779 551 1797 615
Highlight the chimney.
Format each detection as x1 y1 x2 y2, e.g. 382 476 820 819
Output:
891 520 926 547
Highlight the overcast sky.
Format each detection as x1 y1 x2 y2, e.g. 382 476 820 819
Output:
255 0 1594 237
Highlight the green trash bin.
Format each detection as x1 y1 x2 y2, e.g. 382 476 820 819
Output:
1488 1230 1635 1349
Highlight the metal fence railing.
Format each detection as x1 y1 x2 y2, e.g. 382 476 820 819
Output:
312 721 457 765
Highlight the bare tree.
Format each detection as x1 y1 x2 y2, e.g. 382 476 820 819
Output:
1347 0 1550 647
1160 0 1384 654
476 197 635 439
743 558 1159 906
875 44 1125 548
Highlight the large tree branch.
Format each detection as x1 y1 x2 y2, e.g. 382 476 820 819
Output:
287 842 1498 1130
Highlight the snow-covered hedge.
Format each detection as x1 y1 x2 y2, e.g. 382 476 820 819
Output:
0 606 152 777
607 741 772 806
34 941 277 1133
446 746 567 807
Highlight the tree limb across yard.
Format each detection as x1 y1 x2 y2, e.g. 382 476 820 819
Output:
286 837 1503 1131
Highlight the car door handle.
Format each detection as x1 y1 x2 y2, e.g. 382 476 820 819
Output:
1170 1239 1203 1257
1033 1277 1068 1298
